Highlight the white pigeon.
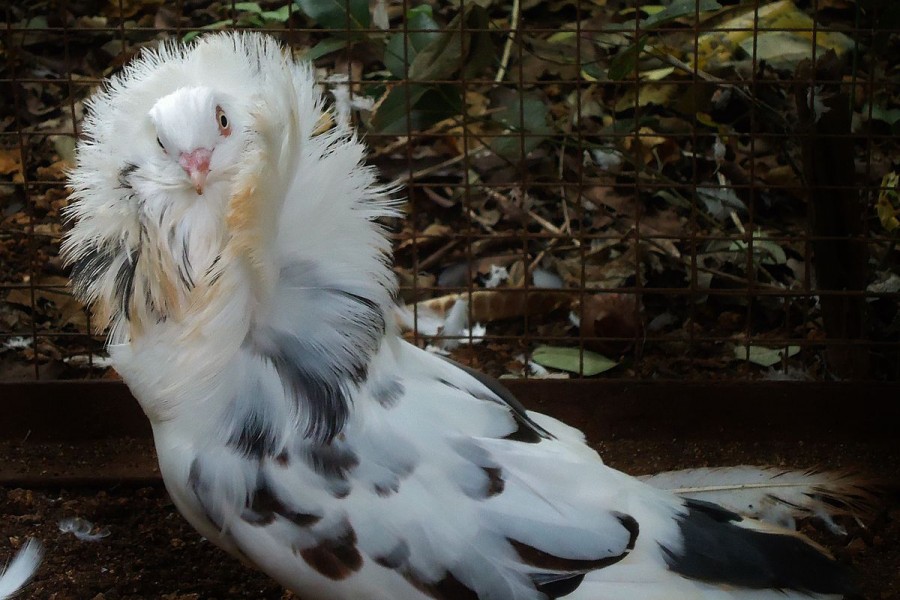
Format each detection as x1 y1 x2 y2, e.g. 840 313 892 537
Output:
0 539 42 599
63 32 864 600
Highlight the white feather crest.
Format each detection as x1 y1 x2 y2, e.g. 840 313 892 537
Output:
0 539 42 599
639 466 878 534
64 31 401 344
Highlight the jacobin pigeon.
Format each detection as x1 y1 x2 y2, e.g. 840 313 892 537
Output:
63 32 866 599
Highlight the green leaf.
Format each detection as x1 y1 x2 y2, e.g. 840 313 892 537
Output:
234 2 263 13
531 345 618 376
608 36 647 80
733 345 800 367
53 136 77 164
490 91 552 158
862 103 900 127
642 0 722 29
607 0 721 32
406 5 493 81
371 84 429 133
25 16 49 29
461 5 494 78
580 62 606 81
183 18 234 42
295 0 370 31
547 31 576 44
230 2 292 22
371 84 462 134
302 37 349 61
261 5 293 22
384 5 441 78
728 232 788 266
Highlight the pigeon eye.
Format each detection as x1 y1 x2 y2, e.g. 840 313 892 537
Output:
216 106 231 136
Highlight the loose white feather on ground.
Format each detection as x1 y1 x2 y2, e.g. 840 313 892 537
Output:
0 539 42 600
63 31 868 600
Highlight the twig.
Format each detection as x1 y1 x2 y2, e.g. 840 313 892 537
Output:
558 138 573 237
729 210 747 234
388 152 470 187
421 186 457 208
642 237 786 292
728 211 784 286
370 106 502 158
495 0 521 84
529 238 561 273
418 239 461 271
644 45 784 121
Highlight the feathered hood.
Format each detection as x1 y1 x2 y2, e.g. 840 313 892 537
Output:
63 32 399 346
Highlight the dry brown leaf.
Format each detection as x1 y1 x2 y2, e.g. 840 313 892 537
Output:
576 292 642 355
33 223 61 239
36 160 70 181
0 148 23 182
412 289 571 323
622 127 681 166
5 276 86 329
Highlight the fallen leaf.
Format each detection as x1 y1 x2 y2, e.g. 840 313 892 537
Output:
531 345 618 376
576 293 642 355
693 0 855 70
0 149 23 182
733 345 800 367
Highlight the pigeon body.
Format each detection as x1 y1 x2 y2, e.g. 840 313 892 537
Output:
65 32 856 599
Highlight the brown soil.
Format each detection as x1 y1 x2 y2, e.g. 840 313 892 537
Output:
2 437 897 599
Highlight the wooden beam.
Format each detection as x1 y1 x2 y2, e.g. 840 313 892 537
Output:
1 380 897 443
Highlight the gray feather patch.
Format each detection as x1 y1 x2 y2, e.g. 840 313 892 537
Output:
372 378 404 409
258 261 388 442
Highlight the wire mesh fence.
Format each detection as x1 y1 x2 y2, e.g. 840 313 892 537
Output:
1 0 898 382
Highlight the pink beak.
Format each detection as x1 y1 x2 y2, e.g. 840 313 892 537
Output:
179 148 212 195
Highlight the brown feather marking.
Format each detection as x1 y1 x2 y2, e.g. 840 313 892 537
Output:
508 513 638 573
158 256 183 318
298 526 363 580
402 571 480 600
373 539 410 570
482 466 505 497
223 131 279 297
226 184 262 265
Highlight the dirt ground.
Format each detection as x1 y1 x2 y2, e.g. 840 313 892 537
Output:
1 436 897 600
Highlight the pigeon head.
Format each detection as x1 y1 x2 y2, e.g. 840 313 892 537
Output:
62 81 250 341
149 85 241 196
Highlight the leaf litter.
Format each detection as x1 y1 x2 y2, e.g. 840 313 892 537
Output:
1 0 898 381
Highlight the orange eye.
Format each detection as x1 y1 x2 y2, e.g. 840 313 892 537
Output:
216 106 231 136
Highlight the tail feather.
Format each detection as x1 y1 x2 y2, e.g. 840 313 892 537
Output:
662 499 856 596
640 466 879 534
0 539 42 600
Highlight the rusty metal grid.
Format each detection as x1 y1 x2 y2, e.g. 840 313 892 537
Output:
1 1 898 382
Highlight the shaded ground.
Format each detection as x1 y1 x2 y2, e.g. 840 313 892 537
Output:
2 436 897 599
